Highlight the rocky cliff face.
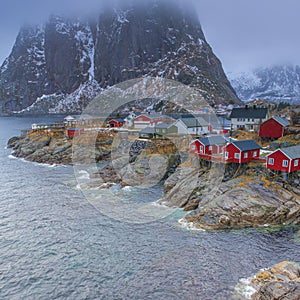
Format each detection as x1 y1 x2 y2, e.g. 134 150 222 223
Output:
0 1 239 114
229 65 300 104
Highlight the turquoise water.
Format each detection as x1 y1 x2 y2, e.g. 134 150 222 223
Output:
0 116 299 299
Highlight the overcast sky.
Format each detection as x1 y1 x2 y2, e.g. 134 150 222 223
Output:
0 0 299 73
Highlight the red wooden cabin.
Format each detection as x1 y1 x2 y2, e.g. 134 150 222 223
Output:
259 116 289 139
67 128 84 138
266 145 300 173
224 140 261 163
190 136 226 156
107 118 125 128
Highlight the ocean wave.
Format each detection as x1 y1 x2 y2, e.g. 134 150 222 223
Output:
234 276 257 299
178 218 206 231
8 154 68 168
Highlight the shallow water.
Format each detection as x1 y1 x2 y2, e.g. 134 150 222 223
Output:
0 116 299 299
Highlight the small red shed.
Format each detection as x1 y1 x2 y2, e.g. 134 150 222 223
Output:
259 116 289 139
266 145 300 173
224 140 261 163
67 128 84 138
107 118 125 128
190 136 226 156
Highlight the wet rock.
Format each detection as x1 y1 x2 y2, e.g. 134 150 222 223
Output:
250 261 300 300
163 165 300 230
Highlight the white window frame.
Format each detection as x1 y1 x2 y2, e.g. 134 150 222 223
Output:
294 159 299 167
225 151 229 159
209 146 212 151
234 153 240 159
268 158 274 165
253 151 257 157
191 145 196 150
200 146 203 153
244 152 248 158
282 160 289 167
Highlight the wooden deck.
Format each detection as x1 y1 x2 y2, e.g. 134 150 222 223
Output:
191 152 266 164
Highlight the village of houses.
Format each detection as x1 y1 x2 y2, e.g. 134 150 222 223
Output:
28 100 300 181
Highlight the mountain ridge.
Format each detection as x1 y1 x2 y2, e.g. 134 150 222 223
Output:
0 1 239 114
229 65 300 104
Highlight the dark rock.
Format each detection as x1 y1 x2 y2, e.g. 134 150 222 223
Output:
280 142 295 148
7 136 22 148
0 1 239 114
269 142 280 150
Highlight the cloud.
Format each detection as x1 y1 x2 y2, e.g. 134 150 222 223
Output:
0 0 299 73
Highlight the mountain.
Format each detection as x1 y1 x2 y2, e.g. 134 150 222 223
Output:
0 0 239 115
229 65 300 104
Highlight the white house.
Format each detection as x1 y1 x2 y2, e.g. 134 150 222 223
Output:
174 117 210 135
230 107 269 131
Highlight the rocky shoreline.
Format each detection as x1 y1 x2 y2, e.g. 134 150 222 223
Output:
236 261 300 299
7 130 113 165
162 164 300 230
7 131 300 231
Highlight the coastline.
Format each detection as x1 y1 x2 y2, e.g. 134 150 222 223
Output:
7 127 300 232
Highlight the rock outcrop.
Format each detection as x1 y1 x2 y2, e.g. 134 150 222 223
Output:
236 261 300 299
161 165 300 230
0 0 239 115
7 130 113 165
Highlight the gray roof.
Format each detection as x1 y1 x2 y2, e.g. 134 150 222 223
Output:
230 108 268 119
281 145 300 159
198 136 226 146
155 123 173 129
232 140 261 151
140 127 155 134
181 117 209 128
272 116 290 127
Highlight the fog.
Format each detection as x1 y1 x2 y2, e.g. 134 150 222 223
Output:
0 0 299 73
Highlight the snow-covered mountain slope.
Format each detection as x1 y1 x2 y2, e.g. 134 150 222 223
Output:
0 0 239 115
229 65 300 104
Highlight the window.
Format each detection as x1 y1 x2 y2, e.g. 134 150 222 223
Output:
225 152 229 159
244 152 248 158
209 146 212 151
191 145 196 150
248 118 250 122
252 119 255 122
268 158 274 165
295 159 299 167
156 129 159 132
234 153 240 159
200 146 203 153
282 160 289 167
162 129 166 133
253 151 257 157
